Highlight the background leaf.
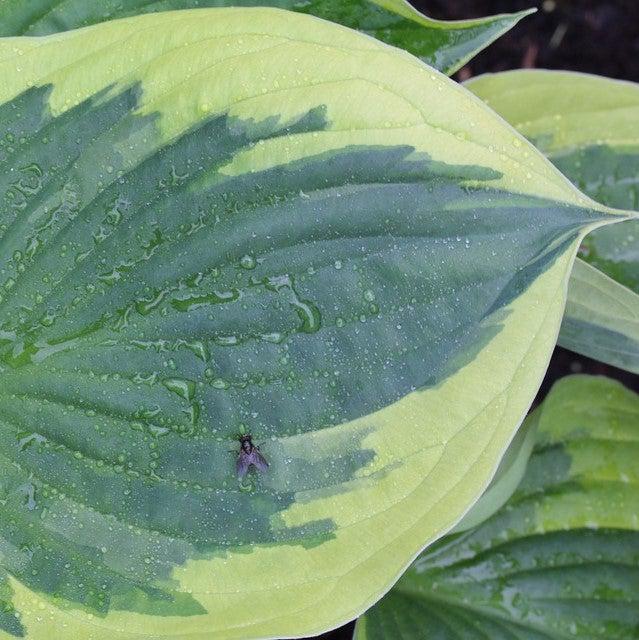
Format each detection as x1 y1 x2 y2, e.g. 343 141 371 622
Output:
467 70 639 372
0 0 534 75
355 374 639 640
561 259 639 374
0 10 626 639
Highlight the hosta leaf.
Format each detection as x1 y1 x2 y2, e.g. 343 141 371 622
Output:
451 403 539 534
0 10 628 639
561 259 639 373
0 0 534 75
467 70 639 372
355 375 639 640
466 71 639 290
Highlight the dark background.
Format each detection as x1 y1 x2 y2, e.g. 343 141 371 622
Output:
306 2 639 638
429 0 639 83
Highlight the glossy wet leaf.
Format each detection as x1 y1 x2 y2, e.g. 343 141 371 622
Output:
467 70 639 372
0 0 534 75
0 10 627 640
355 375 639 640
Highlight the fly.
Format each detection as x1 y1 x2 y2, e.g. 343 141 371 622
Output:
236 434 269 479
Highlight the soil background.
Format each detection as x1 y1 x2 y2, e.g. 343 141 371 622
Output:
428 0 639 83
305 2 639 638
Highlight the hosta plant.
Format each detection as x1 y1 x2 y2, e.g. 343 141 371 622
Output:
0 3 636 640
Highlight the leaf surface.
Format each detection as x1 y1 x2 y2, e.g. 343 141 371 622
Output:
451 404 539 533
467 70 639 372
561 259 639 373
0 0 534 75
0 11 624 639
355 375 639 640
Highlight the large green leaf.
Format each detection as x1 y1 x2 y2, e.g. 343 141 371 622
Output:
0 0 534 75
355 374 639 640
0 10 628 640
467 70 639 372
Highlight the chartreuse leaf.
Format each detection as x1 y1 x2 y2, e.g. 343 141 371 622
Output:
355 375 639 640
466 71 639 290
467 70 639 372
451 403 539 534
0 10 628 640
0 0 534 75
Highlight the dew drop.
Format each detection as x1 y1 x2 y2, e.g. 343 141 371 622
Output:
211 378 230 390
162 378 196 402
239 254 256 270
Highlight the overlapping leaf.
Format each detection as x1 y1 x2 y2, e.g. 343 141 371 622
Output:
0 0 533 75
355 375 639 640
561 259 639 373
0 10 628 640
451 403 539 534
467 70 639 372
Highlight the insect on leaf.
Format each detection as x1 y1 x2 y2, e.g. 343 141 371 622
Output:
0 10 631 640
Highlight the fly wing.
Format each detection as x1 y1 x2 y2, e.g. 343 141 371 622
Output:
249 449 269 473
236 452 251 479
